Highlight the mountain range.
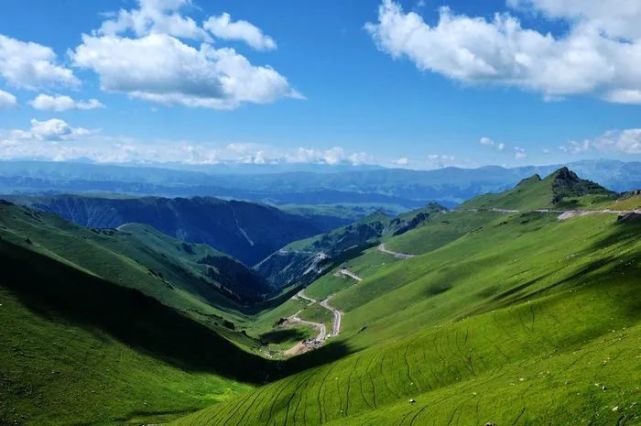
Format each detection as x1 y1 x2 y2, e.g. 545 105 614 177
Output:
2 159 641 209
7 195 345 266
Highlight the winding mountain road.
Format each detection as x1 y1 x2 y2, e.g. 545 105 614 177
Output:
337 268 362 282
288 312 327 341
377 243 416 259
320 295 342 337
295 289 318 305
284 288 344 355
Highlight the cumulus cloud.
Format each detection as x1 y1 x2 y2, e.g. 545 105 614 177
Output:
284 146 371 165
0 125 369 165
508 0 641 39
513 147 527 159
0 34 78 90
204 13 277 51
426 154 458 169
0 89 17 108
9 119 91 142
99 0 209 41
30 94 104 112
365 0 641 104
562 129 641 155
72 0 298 109
394 157 409 166
480 137 505 151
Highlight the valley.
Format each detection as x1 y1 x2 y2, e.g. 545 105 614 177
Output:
2 166 641 425
3 1 641 424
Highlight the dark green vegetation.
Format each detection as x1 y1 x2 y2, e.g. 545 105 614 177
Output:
10 194 343 266
256 203 445 288
174 169 641 425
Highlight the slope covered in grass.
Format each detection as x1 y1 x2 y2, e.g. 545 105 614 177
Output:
0 236 277 425
0 202 273 333
463 167 615 211
256 204 445 288
176 172 641 425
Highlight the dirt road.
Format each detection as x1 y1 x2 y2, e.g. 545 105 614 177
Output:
284 287 345 355
288 312 327 341
337 268 362 282
469 207 641 221
320 295 342 337
377 243 416 259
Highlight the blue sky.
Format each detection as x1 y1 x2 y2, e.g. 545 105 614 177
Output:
0 0 640 168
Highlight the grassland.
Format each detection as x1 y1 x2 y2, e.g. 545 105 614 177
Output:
0 235 271 425
0 203 273 341
382 210 498 255
5 168 641 425
175 199 641 424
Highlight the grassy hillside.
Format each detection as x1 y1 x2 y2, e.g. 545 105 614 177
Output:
0 202 272 332
463 167 615 211
176 171 641 425
0 235 278 425
256 204 445 288
4 167 640 425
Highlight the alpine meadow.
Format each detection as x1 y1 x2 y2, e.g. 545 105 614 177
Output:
2 1 641 425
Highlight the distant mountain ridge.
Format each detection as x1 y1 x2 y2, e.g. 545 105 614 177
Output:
2 159 641 208
8 195 340 266
0 201 273 308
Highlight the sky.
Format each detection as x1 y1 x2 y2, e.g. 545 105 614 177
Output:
0 0 640 169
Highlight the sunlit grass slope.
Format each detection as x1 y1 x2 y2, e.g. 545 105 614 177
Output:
176 206 641 425
463 167 615 210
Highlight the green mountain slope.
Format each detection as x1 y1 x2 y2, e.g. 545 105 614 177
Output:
255 203 446 288
0 202 272 323
0 234 277 425
176 169 641 425
463 167 615 211
9 195 341 266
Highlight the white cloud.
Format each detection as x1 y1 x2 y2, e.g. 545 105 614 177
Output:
284 146 371 165
479 137 505 151
73 0 297 109
0 34 78 90
0 126 369 165
394 157 409 166
204 13 277 51
426 154 457 169
508 0 641 39
9 119 91 142
560 140 591 154
604 90 641 105
30 94 104 112
514 147 527 159
365 0 641 104
563 129 641 155
0 89 17 108
99 0 210 41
